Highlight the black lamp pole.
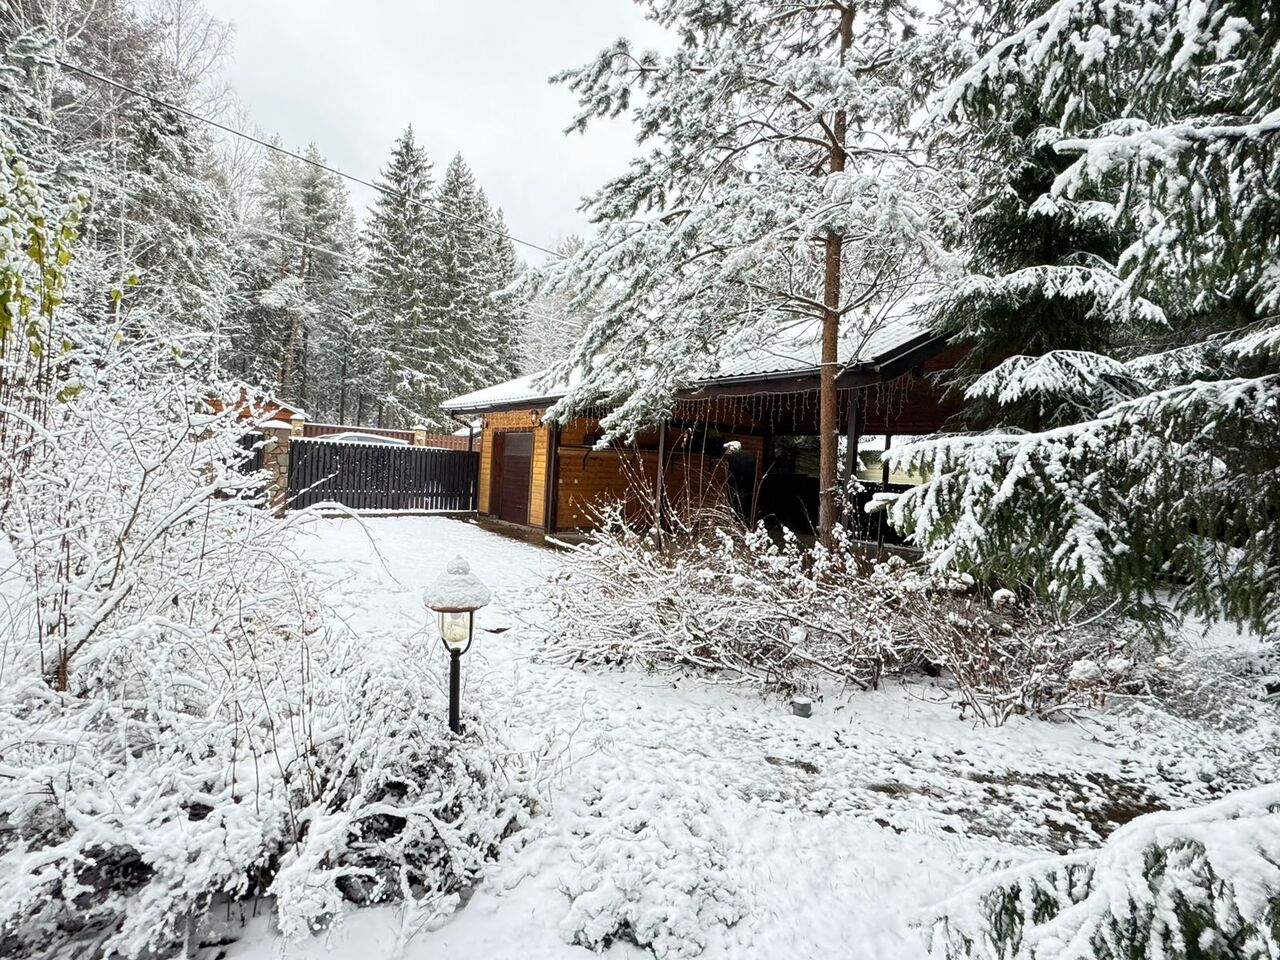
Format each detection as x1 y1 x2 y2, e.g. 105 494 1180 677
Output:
425 556 489 738
448 647 463 734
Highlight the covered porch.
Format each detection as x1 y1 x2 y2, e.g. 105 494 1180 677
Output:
443 318 964 546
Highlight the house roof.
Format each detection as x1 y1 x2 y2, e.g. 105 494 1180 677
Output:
443 310 940 414
207 388 308 423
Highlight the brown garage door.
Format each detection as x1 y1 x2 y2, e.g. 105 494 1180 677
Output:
494 431 532 525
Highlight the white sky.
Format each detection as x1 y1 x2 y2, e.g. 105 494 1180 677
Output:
203 0 669 262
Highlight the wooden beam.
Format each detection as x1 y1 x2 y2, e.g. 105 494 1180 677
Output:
654 420 667 548
843 388 860 526
543 422 560 534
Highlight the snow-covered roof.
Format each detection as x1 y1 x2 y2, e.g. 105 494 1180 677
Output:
706 315 929 383
444 313 938 413
443 372 568 412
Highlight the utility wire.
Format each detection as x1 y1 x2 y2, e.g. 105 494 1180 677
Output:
237 225 574 327
55 57 567 260
87 173 581 329
240 223 357 264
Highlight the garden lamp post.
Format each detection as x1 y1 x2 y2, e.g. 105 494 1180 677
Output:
423 556 491 734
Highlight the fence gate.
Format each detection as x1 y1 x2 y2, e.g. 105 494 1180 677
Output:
288 439 479 512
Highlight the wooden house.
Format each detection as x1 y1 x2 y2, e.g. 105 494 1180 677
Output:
442 312 963 541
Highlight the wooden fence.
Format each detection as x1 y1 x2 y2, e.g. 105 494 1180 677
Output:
238 430 265 474
288 437 479 511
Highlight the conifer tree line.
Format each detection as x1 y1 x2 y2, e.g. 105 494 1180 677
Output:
1 0 532 430
225 131 527 428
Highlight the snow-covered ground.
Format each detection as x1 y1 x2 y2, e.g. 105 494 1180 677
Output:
213 516 1271 959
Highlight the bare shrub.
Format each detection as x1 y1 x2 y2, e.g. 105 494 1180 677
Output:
542 505 1141 724
0 133 532 958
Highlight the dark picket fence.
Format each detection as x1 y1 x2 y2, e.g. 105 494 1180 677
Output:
238 431 265 474
288 438 479 512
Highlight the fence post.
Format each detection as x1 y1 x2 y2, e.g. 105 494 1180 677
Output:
260 420 294 512
413 423 428 447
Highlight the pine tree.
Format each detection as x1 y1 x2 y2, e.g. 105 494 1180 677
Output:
890 0 1280 634
525 0 965 541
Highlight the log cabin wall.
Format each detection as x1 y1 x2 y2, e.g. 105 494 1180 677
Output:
553 422 764 532
471 379 939 533
477 408 551 525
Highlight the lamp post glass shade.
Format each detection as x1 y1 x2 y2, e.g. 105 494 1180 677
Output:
438 610 472 652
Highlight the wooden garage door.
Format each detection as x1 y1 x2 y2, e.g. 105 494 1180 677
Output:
495 431 532 525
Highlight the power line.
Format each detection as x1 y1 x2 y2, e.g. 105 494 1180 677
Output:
240 223 357 264
239 227 576 329
55 57 566 260
85 174 579 329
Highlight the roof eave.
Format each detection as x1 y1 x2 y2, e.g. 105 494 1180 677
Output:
440 332 948 414
441 392 566 415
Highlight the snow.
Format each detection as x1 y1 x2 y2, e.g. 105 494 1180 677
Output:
205 516 1273 960
423 555 493 610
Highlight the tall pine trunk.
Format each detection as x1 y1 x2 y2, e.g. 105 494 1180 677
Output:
818 4 853 546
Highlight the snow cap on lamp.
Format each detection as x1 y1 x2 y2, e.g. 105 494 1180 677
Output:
424 555 492 612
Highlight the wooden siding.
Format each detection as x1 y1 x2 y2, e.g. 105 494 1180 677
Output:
530 425 549 527
555 447 657 529
477 408 550 525
553 431 763 531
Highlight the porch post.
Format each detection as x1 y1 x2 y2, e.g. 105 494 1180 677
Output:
654 420 667 548
843 388 860 528
877 431 893 551
543 422 560 534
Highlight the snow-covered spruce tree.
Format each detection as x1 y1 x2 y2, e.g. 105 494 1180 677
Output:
925 785 1280 960
235 140 357 412
432 153 506 416
304 213 371 422
0 4 238 343
527 0 964 541
889 0 1280 635
486 204 526 380
314 242 382 424
925 0 1157 431
361 125 443 427
83 62 237 340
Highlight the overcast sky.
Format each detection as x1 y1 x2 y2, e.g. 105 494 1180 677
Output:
204 0 669 262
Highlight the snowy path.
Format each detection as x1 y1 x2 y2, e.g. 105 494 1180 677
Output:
220 517 1241 960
